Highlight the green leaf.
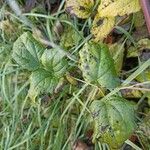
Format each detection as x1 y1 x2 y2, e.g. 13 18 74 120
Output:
12 32 45 71
90 96 137 149
29 48 68 100
109 43 125 74
79 41 119 88
41 49 68 77
29 68 59 100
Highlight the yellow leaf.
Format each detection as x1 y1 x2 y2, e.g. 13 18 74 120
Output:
91 0 141 41
98 0 141 17
91 14 115 41
121 89 142 99
136 71 150 83
66 73 78 85
99 0 115 9
65 0 94 19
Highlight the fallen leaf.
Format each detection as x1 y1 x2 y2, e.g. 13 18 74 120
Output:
65 0 94 18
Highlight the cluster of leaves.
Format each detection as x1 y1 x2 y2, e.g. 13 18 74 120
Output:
66 0 141 41
11 23 134 149
12 32 68 101
64 0 143 148
1 0 150 149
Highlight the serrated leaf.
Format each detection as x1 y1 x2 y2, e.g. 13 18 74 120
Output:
29 48 68 100
91 15 115 41
29 68 59 101
41 49 68 77
65 0 94 19
98 0 141 17
79 41 119 88
12 32 45 71
90 96 136 149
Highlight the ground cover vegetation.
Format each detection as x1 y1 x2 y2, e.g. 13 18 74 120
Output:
0 0 150 149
